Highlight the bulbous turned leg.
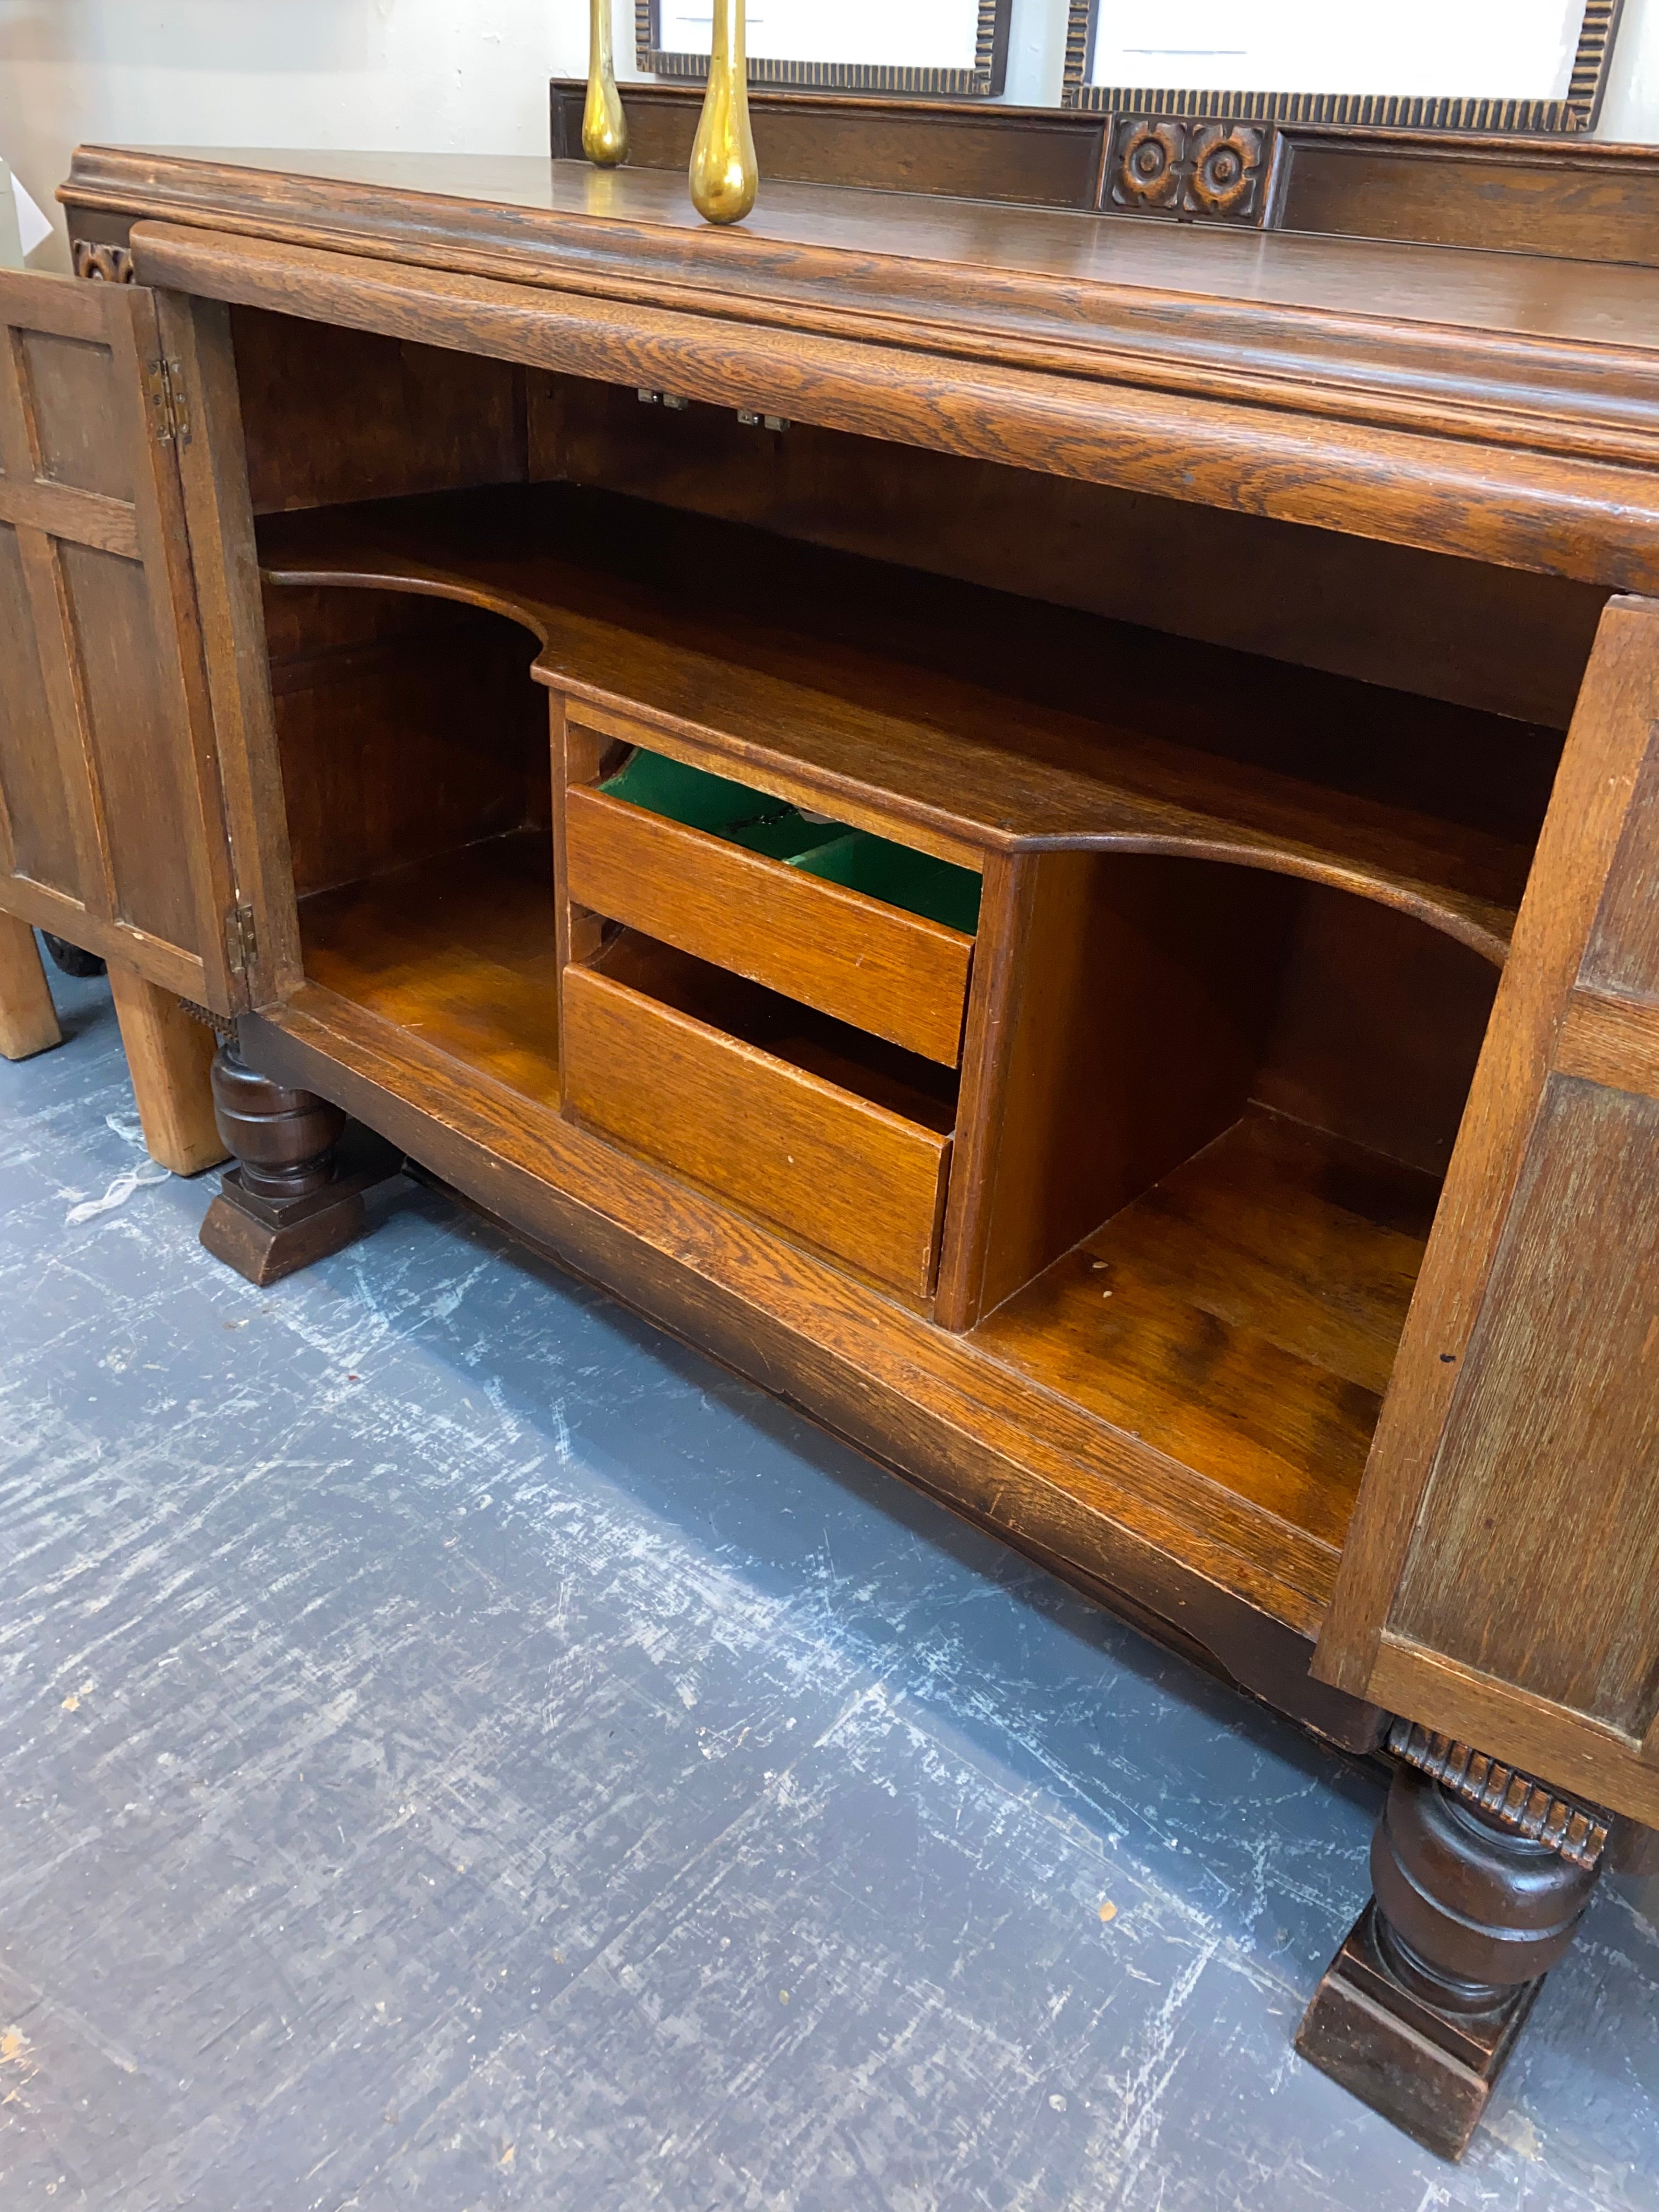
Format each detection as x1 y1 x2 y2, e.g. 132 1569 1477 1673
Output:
198 1039 400 1284
1297 1729 1607 2159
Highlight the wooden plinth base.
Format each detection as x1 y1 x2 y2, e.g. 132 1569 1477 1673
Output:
200 1125 403 1285
1296 1902 1539 2159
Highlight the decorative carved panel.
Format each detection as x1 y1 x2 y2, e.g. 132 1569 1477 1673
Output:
1107 117 1273 225
71 240 134 285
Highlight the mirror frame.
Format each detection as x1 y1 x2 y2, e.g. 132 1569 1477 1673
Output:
1060 0 1624 134
635 0 1013 97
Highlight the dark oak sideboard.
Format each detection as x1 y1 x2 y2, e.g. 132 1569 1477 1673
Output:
1 129 1657 2156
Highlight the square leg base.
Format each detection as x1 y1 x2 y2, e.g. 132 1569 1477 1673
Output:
1295 1904 1540 2160
200 1127 403 1285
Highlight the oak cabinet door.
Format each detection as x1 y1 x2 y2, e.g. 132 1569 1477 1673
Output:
1317 594 1659 1828
0 270 243 1011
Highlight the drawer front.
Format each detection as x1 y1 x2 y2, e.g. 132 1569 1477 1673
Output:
563 965 952 1299
566 785 973 1067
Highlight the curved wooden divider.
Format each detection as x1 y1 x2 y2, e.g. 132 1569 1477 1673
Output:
259 486 1538 965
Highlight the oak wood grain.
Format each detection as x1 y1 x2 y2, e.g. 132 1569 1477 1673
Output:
160 292 305 1005
974 1107 1437 1551
257 483 1533 957
537 375 1606 732
564 782 973 1068
934 850 1028 1333
1316 594 1659 1699
267 585 550 902
0 911 61 1060
1390 1075 1659 1738
126 217 1659 593
957 852 1293 1327
228 304 526 518
0 520 79 895
78 154 1659 448
545 83 1659 270
105 959 227 1173
0 478 140 559
1555 986 1659 1097
0 270 239 1011
298 832 561 1104
1368 1639 1659 1832
563 959 952 1300
246 981 1339 1634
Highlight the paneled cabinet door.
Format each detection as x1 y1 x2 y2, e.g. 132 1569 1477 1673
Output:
0 270 242 1012
1316 593 1659 1831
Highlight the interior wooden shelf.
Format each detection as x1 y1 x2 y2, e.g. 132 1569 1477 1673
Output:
298 831 561 1101
972 1106 1440 1548
259 484 1555 964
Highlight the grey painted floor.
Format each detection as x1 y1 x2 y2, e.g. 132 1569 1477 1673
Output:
1 959 1657 2212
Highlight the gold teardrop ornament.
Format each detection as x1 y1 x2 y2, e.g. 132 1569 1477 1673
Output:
583 0 628 167
689 0 758 225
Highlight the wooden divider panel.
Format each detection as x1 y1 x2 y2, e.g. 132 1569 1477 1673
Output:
0 270 236 1004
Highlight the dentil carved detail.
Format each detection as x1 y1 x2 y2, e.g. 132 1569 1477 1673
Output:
1387 1720 1609 1869
1108 117 1271 225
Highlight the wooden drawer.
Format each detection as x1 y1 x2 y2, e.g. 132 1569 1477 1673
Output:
565 783 973 1067
562 963 953 1299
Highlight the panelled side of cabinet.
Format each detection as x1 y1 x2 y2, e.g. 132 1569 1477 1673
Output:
0 271 241 1008
1317 595 1659 1827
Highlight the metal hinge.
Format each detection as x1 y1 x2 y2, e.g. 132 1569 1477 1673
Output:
224 902 258 976
146 356 190 447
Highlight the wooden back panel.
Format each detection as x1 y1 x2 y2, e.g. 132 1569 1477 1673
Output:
534 373 1604 729
264 584 550 900
231 306 527 518
549 82 1659 268
0 271 235 1006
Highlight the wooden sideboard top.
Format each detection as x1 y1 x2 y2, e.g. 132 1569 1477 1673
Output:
64 143 1659 588
66 144 1659 351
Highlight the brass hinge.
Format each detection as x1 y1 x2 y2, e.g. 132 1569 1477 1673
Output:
146 356 190 447
224 902 258 977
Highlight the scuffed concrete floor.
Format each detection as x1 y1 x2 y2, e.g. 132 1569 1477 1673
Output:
1 960 1657 2212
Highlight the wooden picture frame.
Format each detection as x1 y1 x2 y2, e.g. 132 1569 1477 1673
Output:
1062 0 1624 134
637 0 1012 98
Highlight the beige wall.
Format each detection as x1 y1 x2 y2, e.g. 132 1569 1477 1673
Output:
1 0 1655 273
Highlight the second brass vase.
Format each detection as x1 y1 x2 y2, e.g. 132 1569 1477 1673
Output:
689 0 758 225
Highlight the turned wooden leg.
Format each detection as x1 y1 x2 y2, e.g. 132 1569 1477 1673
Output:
0 913 63 1061
105 962 228 1174
198 1039 402 1284
1297 1725 1607 2159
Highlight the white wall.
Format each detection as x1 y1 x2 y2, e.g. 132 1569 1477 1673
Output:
0 0 1654 273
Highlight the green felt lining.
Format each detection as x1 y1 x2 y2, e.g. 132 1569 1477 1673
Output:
602 748 979 933
785 832 981 936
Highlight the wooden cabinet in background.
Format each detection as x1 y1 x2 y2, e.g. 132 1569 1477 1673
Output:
1 110 1657 2157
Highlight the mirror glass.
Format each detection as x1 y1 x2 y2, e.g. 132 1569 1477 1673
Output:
1066 0 1613 130
640 0 1012 94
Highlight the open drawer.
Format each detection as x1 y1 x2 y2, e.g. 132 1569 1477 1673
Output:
562 936 956 1299
563 753 977 1069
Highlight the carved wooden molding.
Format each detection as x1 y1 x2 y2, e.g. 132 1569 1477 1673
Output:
1389 1720 1610 1869
71 239 133 284
1108 117 1273 225
178 995 236 1042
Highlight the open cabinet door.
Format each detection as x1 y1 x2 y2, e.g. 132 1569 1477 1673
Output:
0 269 244 1012
1316 593 1659 1830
